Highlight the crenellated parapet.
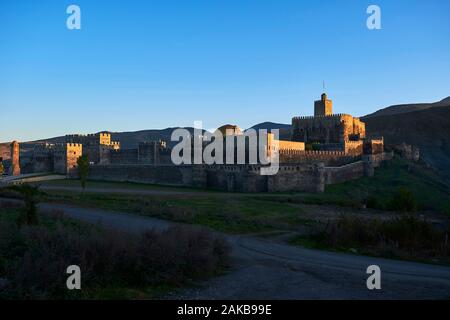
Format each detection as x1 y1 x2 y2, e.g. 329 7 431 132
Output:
292 113 350 121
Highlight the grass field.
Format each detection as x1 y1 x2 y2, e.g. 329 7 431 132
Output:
303 157 450 214
32 156 450 236
41 191 316 234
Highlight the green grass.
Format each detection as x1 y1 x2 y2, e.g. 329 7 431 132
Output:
32 156 450 236
41 191 315 234
300 157 450 214
40 178 219 193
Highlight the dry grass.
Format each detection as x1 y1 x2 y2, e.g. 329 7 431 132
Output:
0 209 230 299
295 214 450 263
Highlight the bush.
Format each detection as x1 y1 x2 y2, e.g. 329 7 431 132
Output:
0 214 230 299
365 196 379 209
7 185 42 226
312 214 449 261
388 187 418 212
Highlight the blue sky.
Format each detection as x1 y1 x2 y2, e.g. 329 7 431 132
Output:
1 0 449 142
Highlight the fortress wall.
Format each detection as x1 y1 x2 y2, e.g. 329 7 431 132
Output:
292 115 344 143
292 113 366 144
33 155 53 173
88 164 193 187
352 118 366 139
279 150 358 166
205 166 267 192
85 154 391 193
315 143 344 151
324 161 365 185
268 164 325 193
52 143 82 175
344 140 364 156
276 140 305 151
110 149 139 164
366 152 393 168
66 143 82 176
364 138 384 155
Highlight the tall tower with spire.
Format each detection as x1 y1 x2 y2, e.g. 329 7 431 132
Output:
314 93 333 116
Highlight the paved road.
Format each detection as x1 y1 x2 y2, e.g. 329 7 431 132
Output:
37 202 450 300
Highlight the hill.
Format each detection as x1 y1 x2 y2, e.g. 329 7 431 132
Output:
247 122 291 140
11 127 202 153
362 105 450 180
364 97 450 118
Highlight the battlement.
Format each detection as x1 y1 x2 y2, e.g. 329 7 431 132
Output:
67 143 82 148
292 96 366 144
33 143 54 151
292 113 351 121
344 140 363 145
53 143 83 152
279 149 346 156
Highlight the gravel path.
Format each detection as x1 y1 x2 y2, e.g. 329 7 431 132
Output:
38 202 450 300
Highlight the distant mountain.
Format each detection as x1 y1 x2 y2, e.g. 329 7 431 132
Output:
4 127 203 156
109 127 199 149
364 97 450 118
247 122 292 140
248 122 291 131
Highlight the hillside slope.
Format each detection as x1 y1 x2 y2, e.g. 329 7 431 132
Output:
362 106 450 179
365 97 450 118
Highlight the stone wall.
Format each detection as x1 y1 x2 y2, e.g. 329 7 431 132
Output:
291 113 366 144
279 150 358 166
324 161 365 185
32 143 54 173
110 149 139 164
88 164 193 186
53 143 82 175
268 164 325 193
344 140 364 156
204 165 268 192
85 151 392 193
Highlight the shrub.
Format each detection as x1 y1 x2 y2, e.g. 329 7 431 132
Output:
7 184 42 226
313 214 449 261
365 196 379 209
388 187 418 212
0 215 230 299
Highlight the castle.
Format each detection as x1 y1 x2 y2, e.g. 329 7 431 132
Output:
1 94 391 192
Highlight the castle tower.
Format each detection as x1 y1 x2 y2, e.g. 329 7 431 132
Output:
10 140 21 176
314 93 333 117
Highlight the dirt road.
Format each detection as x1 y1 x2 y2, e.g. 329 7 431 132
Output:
38 202 450 300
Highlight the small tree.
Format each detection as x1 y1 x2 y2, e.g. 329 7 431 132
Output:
77 155 89 191
9 184 41 226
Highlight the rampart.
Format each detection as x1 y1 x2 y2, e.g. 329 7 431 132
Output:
279 149 358 166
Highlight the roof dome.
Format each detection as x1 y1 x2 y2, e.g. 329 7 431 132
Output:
215 124 243 136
